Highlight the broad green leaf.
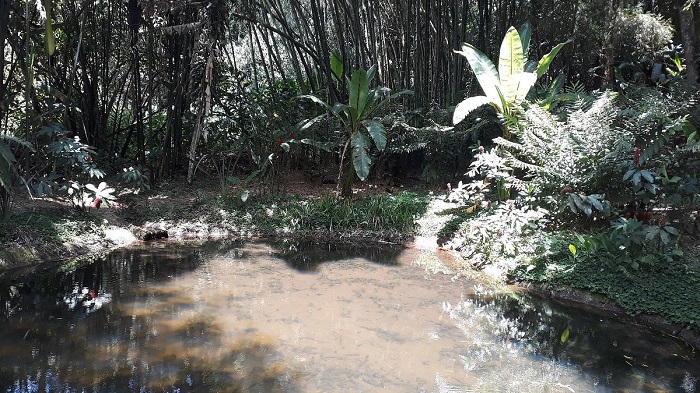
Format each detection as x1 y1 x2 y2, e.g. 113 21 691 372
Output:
351 131 371 181
0 162 12 190
364 120 386 150
330 50 343 81
498 27 525 102
632 171 641 186
0 143 16 166
300 138 332 152
536 39 572 78
640 170 654 183
331 103 349 116
44 0 55 55
455 44 501 103
587 195 604 212
518 22 532 61
366 64 378 82
452 95 493 125
664 226 679 236
298 114 325 132
682 118 697 138
299 95 332 111
348 69 369 119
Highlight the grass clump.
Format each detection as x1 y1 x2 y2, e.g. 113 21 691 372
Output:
213 191 430 236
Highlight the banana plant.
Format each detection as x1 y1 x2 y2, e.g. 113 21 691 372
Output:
301 65 411 197
453 22 571 130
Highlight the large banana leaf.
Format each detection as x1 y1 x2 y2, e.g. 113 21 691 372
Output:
498 27 525 103
455 44 501 103
348 69 369 121
536 39 572 78
0 143 16 191
363 120 386 150
452 95 492 125
518 22 532 61
44 0 55 55
512 72 537 104
330 50 343 81
351 131 371 181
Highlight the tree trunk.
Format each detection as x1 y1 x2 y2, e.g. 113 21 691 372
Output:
679 4 699 83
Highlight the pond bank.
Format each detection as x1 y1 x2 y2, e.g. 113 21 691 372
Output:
1 189 699 351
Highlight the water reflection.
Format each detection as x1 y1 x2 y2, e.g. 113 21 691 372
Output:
442 288 699 392
0 241 698 392
273 240 404 272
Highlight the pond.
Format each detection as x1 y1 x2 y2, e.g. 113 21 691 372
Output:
0 240 698 392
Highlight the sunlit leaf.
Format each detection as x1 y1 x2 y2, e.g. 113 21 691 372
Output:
498 27 525 102
300 138 332 152
568 244 577 256
560 328 570 343
452 96 493 125
455 43 501 103
536 39 572 78
44 0 56 55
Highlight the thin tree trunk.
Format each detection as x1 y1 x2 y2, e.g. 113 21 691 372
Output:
679 4 699 83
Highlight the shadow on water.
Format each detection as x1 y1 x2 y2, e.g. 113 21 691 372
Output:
0 241 302 392
271 240 404 272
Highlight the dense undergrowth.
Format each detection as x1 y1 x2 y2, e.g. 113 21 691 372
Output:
510 235 700 329
203 191 431 237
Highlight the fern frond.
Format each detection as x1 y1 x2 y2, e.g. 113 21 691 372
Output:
0 134 35 152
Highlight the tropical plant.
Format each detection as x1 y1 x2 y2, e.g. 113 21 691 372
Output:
452 22 570 137
301 65 411 197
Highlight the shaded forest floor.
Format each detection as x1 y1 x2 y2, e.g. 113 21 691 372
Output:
0 170 438 269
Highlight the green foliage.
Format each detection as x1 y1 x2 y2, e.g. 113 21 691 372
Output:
213 191 429 236
511 231 698 329
453 199 549 270
0 134 35 218
453 22 570 128
0 210 103 244
31 122 112 209
121 166 150 194
301 65 411 196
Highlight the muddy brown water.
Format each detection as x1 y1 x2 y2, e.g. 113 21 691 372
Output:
0 240 698 392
